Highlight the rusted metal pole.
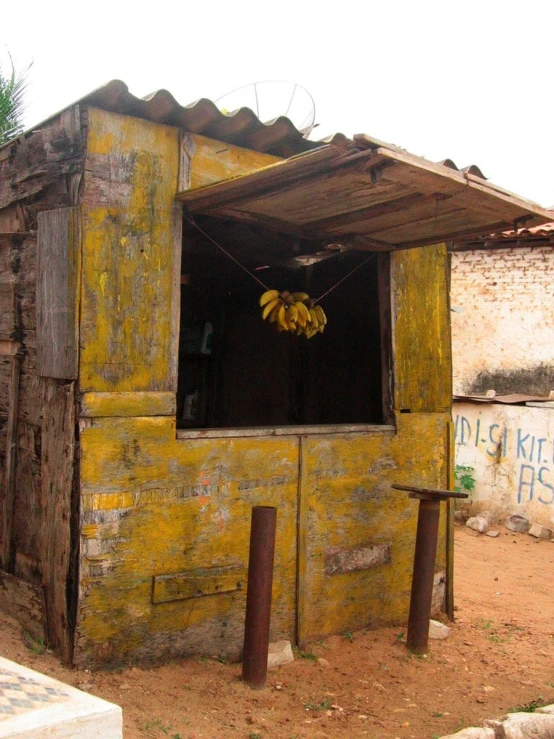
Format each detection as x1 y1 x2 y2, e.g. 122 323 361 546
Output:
391 484 468 655
242 505 277 690
407 498 441 653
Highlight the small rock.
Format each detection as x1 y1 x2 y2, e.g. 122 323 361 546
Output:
505 514 530 533
316 657 330 667
358 714 368 719
486 530 500 538
440 729 495 738
486 712 554 737
429 619 451 640
119 683 131 690
528 523 552 540
267 640 294 669
466 516 489 534
536 705 554 715
482 685 494 692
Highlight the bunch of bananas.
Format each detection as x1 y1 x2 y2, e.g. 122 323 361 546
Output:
259 290 327 338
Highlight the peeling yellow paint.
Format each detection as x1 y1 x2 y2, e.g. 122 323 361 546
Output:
76 414 448 666
183 133 282 192
80 109 180 392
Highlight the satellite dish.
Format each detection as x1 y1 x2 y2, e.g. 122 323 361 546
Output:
215 81 316 138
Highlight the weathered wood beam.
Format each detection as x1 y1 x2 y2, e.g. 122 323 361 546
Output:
1 354 20 570
309 193 430 232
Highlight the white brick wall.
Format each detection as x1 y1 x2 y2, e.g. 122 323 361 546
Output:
451 246 554 394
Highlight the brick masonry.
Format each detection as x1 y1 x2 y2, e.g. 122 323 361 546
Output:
451 246 554 395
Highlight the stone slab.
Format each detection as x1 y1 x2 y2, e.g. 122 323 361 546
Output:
440 727 495 738
0 657 122 738
267 640 294 669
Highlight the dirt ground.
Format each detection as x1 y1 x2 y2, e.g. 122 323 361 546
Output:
1 526 553 739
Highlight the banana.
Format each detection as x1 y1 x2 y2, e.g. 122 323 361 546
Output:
295 301 310 327
262 297 281 320
259 289 280 307
309 308 319 329
288 304 299 323
277 304 289 331
314 304 327 326
268 303 281 323
291 291 309 302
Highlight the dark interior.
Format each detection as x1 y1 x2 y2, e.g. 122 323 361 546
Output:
177 216 385 429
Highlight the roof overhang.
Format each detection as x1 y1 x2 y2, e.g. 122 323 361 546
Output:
178 135 552 250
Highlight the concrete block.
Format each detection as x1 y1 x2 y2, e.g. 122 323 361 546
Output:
485 712 554 738
505 515 530 533
267 640 294 669
429 619 451 640
467 516 489 534
528 523 552 540
0 657 122 738
440 727 495 738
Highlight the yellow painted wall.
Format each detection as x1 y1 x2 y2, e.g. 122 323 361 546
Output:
80 108 180 392
75 413 448 666
75 110 452 666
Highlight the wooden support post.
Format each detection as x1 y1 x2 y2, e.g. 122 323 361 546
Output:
392 484 468 654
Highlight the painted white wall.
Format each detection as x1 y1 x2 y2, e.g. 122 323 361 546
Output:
451 246 554 394
453 401 554 529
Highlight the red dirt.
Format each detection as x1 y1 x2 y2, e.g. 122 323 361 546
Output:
1 526 553 738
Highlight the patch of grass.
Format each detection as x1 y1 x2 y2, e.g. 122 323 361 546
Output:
343 631 354 642
395 631 405 641
298 650 317 661
431 711 443 718
477 618 493 630
23 632 46 655
249 733 262 739
511 696 550 713
144 718 173 734
304 698 332 711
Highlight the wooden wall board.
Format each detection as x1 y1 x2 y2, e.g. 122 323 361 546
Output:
182 133 281 192
80 392 176 418
0 107 84 211
0 281 16 341
40 379 76 662
36 208 81 380
75 417 299 667
79 108 180 393
297 413 449 645
0 355 20 570
392 244 452 412
0 570 46 642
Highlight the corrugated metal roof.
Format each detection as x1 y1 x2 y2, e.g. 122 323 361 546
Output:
0 80 518 174
50 80 322 157
452 220 554 249
454 393 554 405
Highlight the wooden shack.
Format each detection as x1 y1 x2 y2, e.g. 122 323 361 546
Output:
0 81 550 667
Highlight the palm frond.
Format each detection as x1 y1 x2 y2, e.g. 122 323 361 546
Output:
0 53 32 144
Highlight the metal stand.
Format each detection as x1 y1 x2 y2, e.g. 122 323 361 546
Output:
392 484 468 654
242 506 277 690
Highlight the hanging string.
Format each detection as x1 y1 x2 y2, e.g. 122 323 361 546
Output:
185 215 270 291
316 253 376 303
185 213 377 303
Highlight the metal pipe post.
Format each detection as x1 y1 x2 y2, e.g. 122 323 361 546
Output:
407 498 441 653
242 505 277 690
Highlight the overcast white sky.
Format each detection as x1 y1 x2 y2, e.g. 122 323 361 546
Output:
3 0 553 208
